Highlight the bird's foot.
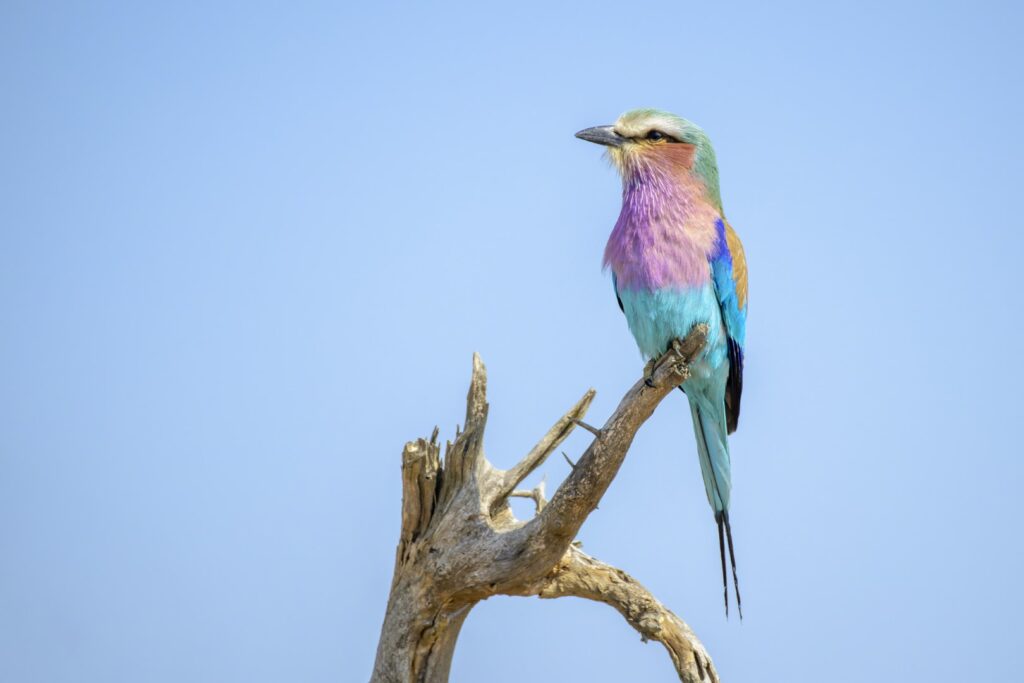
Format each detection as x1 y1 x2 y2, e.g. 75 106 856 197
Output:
646 339 693 387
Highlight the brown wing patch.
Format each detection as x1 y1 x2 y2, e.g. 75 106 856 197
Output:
725 221 748 310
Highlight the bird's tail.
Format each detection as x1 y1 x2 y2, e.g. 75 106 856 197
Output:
689 398 742 619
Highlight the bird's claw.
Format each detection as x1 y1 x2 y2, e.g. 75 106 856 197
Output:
643 339 693 387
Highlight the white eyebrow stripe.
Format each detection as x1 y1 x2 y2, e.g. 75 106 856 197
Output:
614 113 687 139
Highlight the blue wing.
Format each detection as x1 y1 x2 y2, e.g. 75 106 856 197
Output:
710 219 748 433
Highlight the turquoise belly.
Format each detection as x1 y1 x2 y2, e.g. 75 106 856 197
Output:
617 285 727 373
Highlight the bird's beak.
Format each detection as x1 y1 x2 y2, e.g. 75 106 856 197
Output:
575 125 626 147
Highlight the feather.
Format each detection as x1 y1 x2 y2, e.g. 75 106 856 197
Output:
726 338 743 434
723 511 743 620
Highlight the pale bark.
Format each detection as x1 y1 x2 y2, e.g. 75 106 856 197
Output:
370 326 718 683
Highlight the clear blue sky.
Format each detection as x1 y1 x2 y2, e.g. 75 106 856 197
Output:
2 2 1022 681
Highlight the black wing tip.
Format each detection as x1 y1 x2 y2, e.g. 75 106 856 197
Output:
726 338 743 434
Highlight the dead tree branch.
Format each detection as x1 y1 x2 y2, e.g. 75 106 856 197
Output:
370 325 717 683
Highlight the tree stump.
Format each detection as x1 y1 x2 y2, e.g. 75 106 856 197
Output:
370 326 719 683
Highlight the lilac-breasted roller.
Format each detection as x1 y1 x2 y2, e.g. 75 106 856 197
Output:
576 109 748 617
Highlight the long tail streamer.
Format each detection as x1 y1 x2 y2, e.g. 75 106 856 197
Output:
723 511 742 619
716 513 729 617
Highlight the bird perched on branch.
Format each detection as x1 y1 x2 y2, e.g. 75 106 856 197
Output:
576 109 748 618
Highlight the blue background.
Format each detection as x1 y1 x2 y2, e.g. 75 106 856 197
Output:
2 2 1021 681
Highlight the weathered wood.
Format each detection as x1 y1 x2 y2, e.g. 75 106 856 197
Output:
370 325 718 683
523 546 718 683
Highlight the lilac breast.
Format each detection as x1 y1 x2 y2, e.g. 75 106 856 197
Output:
603 166 721 292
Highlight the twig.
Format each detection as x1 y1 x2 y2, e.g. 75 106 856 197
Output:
570 417 603 438
509 480 547 514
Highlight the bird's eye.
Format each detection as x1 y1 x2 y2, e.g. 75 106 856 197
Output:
645 130 665 141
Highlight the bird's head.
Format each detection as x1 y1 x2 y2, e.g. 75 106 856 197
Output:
576 108 721 209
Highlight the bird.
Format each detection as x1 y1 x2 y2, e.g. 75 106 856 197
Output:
576 109 748 618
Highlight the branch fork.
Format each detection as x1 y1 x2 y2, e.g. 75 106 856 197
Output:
371 325 717 683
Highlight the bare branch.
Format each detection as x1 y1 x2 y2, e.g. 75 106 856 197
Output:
532 546 719 683
495 389 595 505
435 354 490 516
465 352 488 429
